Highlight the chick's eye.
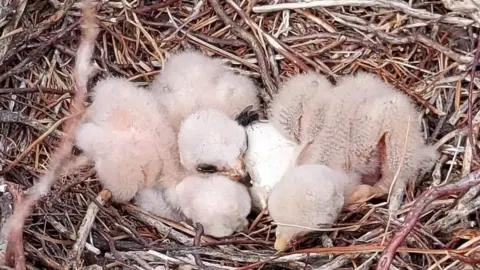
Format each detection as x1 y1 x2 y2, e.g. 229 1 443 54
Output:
197 164 218 173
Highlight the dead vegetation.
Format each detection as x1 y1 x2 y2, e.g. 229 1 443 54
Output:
1 0 480 269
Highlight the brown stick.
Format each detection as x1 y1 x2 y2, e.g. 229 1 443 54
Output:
224 0 312 74
208 0 277 98
134 0 180 13
375 170 480 270
1 0 99 268
467 32 480 162
0 87 75 95
65 189 112 268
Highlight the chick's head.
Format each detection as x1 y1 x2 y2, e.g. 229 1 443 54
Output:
151 50 226 95
267 164 347 251
176 175 251 237
178 108 248 181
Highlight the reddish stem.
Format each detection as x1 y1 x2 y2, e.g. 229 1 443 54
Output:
376 171 480 270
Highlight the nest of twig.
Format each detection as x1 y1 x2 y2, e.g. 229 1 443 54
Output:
1 0 480 269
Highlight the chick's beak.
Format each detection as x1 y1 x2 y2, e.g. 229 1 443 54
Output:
228 158 247 181
274 234 289 251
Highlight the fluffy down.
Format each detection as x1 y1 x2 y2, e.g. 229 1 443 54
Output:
268 72 334 143
75 77 182 203
134 185 185 222
268 164 357 251
295 72 438 208
244 121 299 211
150 50 260 131
176 175 252 238
177 108 248 180
345 73 438 204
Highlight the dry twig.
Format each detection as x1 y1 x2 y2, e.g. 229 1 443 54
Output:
208 0 277 99
376 171 480 270
65 189 111 268
252 0 477 26
0 0 99 268
467 33 480 161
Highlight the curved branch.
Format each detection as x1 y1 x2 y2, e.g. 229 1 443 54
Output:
376 170 480 270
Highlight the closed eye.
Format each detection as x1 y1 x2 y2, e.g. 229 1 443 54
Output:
197 164 218 173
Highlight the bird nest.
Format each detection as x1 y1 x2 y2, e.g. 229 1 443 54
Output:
1 0 480 269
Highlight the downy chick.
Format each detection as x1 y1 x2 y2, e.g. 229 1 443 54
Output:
150 50 260 131
150 50 260 181
175 174 251 237
342 73 438 206
75 77 183 203
244 121 299 211
135 108 257 220
268 164 358 251
295 72 438 209
268 72 334 143
136 108 258 222
135 109 251 220
177 108 249 181
134 186 185 222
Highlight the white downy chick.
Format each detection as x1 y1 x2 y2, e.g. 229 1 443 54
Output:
268 164 358 251
75 77 183 203
175 175 252 238
177 108 249 181
244 121 299 211
268 72 334 143
150 50 260 131
150 50 260 182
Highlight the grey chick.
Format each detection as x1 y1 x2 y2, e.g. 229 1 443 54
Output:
268 72 334 143
295 72 438 209
75 77 184 203
267 164 359 251
342 73 438 207
175 174 251 237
